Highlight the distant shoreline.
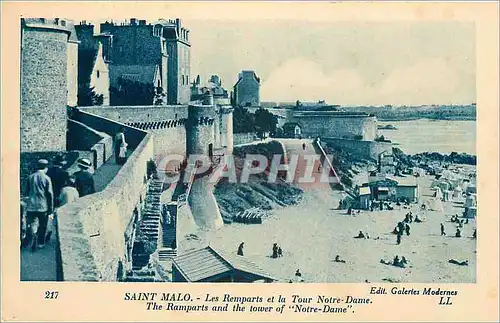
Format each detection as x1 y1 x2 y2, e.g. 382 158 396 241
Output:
378 117 476 122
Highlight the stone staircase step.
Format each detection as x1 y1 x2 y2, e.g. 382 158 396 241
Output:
142 224 159 228
141 221 159 225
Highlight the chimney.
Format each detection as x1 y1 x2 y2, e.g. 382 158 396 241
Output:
130 18 137 25
139 19 146 25
175 18 181 31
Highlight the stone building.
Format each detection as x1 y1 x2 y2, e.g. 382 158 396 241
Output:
75 22 111 105
100 18 169 104
20 18 78 152
191 75 233 153
100 18 191 105
156 18 191 105
233 70 261 107
66 21 79 107
186 93 224 230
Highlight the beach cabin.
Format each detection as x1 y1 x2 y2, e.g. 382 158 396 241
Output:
282 122 302 139
368 175 419 203
172 246 277 283
390 176 420 203
358 186 371 209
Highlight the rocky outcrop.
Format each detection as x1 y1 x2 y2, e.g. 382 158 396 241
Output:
393 148 477 167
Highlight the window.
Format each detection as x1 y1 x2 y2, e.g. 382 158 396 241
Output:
97 70 100 78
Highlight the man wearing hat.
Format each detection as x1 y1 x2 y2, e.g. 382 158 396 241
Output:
73 158 96 197
25 159 54 251
47 154 69 206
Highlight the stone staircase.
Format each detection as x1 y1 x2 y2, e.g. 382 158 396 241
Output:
158 203 177 261
123 269 158 282
132 180 163 271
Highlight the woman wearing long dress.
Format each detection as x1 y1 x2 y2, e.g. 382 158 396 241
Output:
114 127 127 164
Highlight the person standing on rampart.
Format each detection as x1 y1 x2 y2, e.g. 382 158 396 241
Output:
114 127 127 164
73 158 96 197
46 154 69 207
25 159 54 251
59 176 80 206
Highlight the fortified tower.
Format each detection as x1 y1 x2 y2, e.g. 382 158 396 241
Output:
21 18 73 152
186 93 224 229
219 106 234 154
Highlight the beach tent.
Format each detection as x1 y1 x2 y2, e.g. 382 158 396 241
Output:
466 185 477 194
438 180 452 192
434 187 443 200
464 194 477 208
431 179 440 189
425 198 444 212
453 187 463 199
442 190 450 202
464 206 477 219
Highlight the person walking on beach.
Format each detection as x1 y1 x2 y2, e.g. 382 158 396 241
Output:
440 223 446 236
472 229 476 239
405 223 411 236
396 232 402 245
302 143 306 151
272 243 278 258
237 242 244 256
25 159 54 251
455 228 462 238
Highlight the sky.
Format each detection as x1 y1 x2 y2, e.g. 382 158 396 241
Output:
82 18 475 106
186 20 475 106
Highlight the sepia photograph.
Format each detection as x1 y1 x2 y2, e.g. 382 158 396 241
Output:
18 13 479 285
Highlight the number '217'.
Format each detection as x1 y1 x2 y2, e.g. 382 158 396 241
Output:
44 291 59 299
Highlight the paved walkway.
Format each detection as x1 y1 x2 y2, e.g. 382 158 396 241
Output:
20 231 58 281
93 152 131 192
277 139 332 191
20 153 127 281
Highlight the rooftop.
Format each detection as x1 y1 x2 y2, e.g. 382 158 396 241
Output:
22 17 73 34
173 246 277 282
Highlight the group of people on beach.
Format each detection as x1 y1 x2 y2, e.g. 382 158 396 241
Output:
391 211 419 245
237 241 284 259
271 243 283 258
381 255 409 268
21 155 96 251
440 214 476 239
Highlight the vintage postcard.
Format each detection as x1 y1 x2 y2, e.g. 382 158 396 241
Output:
1 1 499 322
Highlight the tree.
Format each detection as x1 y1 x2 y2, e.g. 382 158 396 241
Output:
232 106 255 133
110 79 155 106
77 85 104 106
254 108 278 137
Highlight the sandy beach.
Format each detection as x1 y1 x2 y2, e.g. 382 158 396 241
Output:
180 141 477 283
